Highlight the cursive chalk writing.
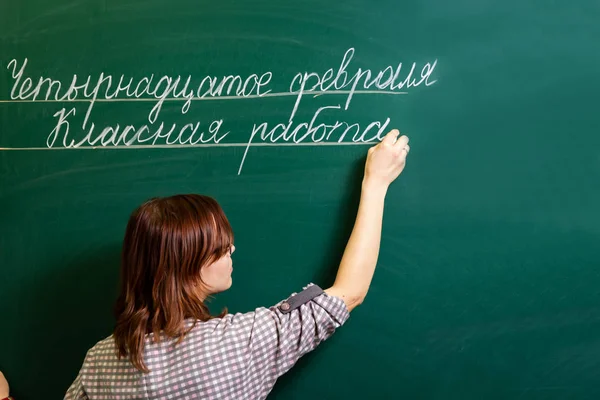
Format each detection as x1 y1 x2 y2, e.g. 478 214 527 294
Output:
3 47 439 175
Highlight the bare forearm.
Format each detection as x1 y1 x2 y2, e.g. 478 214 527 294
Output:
324 129 409 311
325 180 387 310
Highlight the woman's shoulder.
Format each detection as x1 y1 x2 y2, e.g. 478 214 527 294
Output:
75 334 120 370
86 334 117 356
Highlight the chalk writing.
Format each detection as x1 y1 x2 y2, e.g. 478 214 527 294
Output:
239 104 390 174
47 107 227 148
288 48 437 116
3 47 438 174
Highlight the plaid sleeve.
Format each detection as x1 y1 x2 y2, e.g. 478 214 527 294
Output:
248 283 350 388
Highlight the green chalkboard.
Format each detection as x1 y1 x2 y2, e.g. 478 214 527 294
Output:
2 1 600 399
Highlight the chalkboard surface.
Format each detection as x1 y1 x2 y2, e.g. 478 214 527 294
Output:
1 1 600 399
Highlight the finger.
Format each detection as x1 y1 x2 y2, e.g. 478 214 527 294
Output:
381 129 400 145
394 135 409 149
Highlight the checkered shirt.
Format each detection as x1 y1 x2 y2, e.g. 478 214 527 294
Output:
64 284 350 400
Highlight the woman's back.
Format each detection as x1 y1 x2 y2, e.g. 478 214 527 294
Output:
66 284 349 400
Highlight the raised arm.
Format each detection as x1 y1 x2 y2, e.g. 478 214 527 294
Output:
325 129 410 312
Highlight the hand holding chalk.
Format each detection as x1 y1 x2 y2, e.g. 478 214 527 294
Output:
363 129 410 189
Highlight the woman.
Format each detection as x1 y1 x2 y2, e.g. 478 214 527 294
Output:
65 130 410 400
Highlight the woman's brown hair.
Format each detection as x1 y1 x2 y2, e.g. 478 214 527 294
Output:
114 194 232 373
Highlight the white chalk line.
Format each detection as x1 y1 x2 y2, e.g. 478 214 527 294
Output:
0 90 407 103
0 141 374 151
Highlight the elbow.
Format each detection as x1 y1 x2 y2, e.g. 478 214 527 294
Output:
355 293 366 306
346 293 366 312
325 286 367 312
